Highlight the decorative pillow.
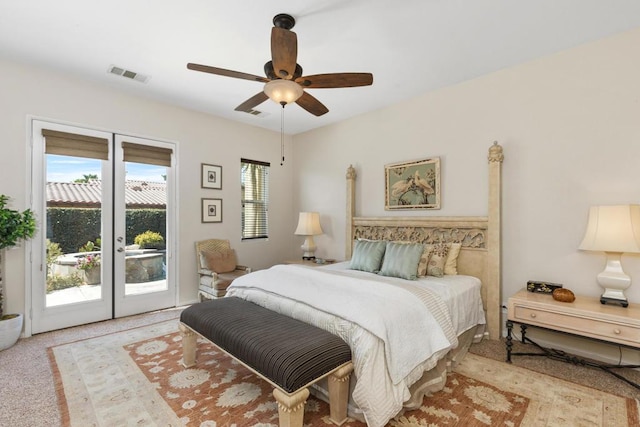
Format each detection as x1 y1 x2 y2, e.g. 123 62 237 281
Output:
378 242 424 280
417 245 433 277
204 249 237 274
349 240 386 273
427 243 449 277
444 243 461 275
417 242 461 277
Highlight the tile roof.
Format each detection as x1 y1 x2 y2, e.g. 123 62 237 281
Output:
47 180 166 208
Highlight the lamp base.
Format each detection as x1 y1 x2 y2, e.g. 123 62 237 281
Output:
300 236 317 261
596 252 631 308
600 295 629 308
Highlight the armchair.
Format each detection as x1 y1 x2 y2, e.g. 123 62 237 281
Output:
196 239 251 300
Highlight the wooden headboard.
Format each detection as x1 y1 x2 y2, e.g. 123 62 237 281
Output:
345 142 504 340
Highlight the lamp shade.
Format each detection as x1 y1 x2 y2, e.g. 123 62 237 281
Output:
264 79 303 105
579 205 640 253
294 212 323 236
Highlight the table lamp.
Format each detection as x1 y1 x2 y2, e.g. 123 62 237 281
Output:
579 204 640 307
294 212 323 260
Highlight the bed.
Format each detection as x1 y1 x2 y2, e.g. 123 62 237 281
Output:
226 142 504 426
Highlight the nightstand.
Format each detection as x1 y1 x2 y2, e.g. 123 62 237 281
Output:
506 289 640 389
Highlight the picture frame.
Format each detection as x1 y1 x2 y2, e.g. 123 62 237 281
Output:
201 163 222 189
385 157 441 210
201 198 222 223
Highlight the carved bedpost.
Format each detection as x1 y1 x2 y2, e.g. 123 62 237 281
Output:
346 165 357 260
487 142 504 340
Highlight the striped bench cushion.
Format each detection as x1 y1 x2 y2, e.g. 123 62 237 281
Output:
180 297 351 393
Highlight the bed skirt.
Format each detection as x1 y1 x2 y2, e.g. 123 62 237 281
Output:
309 323 485 423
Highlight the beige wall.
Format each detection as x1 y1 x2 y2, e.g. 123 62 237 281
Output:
292 27 640 363
0 59 296 322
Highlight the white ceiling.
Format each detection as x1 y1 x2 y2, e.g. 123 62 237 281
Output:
2 1 640 135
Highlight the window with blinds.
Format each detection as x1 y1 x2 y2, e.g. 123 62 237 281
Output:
241 158 270 240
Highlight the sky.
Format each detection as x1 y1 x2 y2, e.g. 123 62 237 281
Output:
47 154 166 183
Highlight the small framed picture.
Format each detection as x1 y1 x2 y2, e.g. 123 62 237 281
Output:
201 163 222 189
202 198 222 223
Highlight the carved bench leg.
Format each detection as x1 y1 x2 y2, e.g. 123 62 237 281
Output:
179 323 197 368
273 387 309 427
328 362 354 426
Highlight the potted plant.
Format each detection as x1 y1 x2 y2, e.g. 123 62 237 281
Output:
0 194 36 350
76 253 101 285
134 230 165 250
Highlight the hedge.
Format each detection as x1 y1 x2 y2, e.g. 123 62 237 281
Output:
46 208 166 254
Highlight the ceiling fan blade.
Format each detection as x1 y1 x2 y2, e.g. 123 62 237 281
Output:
296 92 329 116
187 63 269 83
296 73 373 88
234 92 269 112
271 27 297 79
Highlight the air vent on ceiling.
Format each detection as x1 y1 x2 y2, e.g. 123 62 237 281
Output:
243 109 269 117
107 65 150 83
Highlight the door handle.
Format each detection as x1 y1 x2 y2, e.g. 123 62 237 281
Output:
117 247 124 253
117 237 123 242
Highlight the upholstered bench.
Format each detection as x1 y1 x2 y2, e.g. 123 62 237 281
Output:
179 297 353 427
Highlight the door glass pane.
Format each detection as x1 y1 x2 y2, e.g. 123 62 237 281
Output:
45 154 103 307
123 161 167 296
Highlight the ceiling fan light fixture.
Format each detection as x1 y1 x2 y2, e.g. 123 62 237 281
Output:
264 79 303 105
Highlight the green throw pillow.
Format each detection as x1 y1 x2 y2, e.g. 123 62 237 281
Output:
349 240 387 273
378 242 425 280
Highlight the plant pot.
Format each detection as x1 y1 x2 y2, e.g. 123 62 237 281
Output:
0 313 23 351
83 267 101 285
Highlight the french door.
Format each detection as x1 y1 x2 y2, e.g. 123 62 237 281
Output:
30 120 177 334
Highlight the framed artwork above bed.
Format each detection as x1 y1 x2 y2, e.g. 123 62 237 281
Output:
385 157 440 210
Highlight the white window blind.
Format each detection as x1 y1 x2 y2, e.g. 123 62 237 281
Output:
241 158 269 240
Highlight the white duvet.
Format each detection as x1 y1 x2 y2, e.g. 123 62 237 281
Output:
226 262 485 427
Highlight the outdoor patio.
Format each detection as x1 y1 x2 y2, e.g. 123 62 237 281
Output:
46 278 168 306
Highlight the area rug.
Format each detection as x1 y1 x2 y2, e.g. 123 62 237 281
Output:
49 320 639 426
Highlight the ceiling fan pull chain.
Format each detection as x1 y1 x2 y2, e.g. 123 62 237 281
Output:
280 104 285 166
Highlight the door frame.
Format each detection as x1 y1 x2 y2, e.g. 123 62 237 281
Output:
25 116 179 337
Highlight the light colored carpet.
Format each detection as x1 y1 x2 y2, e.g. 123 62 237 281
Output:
0 307 183 427
49 322 638 426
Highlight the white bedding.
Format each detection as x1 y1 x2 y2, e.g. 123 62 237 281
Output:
226 262 485 427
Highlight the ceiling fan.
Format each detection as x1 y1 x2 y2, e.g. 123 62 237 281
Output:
187 13 373 117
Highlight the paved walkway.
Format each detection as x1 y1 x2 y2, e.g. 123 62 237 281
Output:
46 280 168 306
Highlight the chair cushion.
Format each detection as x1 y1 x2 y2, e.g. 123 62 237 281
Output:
211 274 233 290
204 249 237 273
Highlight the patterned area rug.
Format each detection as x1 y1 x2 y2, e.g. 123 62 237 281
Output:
49 320 638 426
